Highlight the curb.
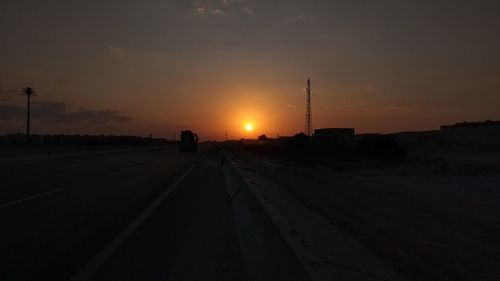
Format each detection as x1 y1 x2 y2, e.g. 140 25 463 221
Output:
222 152 332 281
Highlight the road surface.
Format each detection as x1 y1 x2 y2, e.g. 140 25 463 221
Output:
1 145 249 280
88 153 246 281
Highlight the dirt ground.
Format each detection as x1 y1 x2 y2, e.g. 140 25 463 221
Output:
230 127 500 281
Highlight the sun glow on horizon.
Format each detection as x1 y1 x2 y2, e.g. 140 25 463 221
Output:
245 123 254 132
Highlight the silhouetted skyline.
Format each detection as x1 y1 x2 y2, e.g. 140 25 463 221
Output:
1 0 500 140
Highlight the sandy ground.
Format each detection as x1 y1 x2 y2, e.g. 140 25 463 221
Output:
230 128 500 281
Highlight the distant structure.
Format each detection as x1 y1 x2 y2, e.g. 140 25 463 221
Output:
313 128 355 142
305 78 312 136
441 120 500 130
22 86 35 138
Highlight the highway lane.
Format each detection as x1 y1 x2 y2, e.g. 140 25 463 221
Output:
0 144 212 281
0 146 178 205
86 152 246 281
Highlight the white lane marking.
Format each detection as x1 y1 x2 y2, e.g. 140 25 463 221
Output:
0 188 65 208
121 164 141 172
70 161 199 281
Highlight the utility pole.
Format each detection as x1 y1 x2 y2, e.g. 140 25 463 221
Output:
225 129 228 142
22 86 35 139
305 78 312 136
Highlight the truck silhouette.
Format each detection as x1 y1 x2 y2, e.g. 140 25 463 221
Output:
179 130 199 152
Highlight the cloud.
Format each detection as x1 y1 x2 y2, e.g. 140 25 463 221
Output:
190 0 251 16
287 104 297 109
191 1 225 16
212 9 224 15
0 101 133 124
194 6 205 14
240 6 254 15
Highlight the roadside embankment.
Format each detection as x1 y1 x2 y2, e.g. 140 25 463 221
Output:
223 151 407 281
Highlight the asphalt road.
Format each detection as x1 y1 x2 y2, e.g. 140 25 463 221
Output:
89 152 246 281
0 144 247 281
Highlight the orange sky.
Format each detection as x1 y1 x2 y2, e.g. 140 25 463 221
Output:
1 1 500 140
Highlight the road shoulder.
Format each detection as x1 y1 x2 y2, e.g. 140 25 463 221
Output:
225 151 408 281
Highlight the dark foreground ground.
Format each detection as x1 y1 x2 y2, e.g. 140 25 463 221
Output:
230 127 500 281
88 152 246 281
4 129 498 281
2 144 246 280
1 143 316 281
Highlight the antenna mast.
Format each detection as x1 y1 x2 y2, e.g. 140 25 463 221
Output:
305 78 312 136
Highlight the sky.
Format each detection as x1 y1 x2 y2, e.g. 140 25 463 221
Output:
1 0 499 140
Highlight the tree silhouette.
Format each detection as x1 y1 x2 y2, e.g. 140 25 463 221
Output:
22 86 35 138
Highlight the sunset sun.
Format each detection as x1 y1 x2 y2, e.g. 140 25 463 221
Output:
245 123 254 132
